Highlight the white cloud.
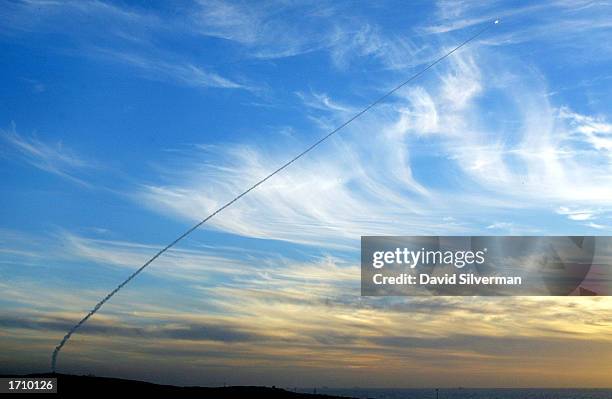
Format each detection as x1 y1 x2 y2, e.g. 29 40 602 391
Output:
190 1 430 69
486 222 513 230
190 0 331 60
0 0 250 92
557 206 600 222
134 38 612 244
0 124 94 185
94 49 247 90
135 91 477 248
59 232 258 282
424 3 544 35
296 90 355 113
587 222 607 229
329 23 425 70
559 107 612 153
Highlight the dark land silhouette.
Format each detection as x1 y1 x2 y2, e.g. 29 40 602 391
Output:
1 373 357 398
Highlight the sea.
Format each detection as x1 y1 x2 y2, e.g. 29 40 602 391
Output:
296 388 612 399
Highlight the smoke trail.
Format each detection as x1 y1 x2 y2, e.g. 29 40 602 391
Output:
51 21 497 372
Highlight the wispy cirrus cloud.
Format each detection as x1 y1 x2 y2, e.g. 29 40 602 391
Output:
92 48 248 90
135 124 439 249
427 0 612 60
0 124 95 185
134 38 612 244
59 231 261 282
295 90 355 113
190 0 341 60
0 0 252 92
559 107 612 153
557 206 598 221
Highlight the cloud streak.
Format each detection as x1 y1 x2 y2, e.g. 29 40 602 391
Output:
93 49 247 90
0 124 95 185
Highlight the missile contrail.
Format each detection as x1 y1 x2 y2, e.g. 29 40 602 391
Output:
51 20 498 372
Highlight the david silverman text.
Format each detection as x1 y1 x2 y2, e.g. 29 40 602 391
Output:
372 273 522 285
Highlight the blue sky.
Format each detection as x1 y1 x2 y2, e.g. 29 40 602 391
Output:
1 0 612 388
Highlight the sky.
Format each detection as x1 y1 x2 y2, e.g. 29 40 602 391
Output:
1 0 612 388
